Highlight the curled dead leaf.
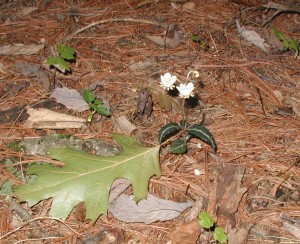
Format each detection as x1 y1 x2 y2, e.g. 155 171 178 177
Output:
146 24 181 48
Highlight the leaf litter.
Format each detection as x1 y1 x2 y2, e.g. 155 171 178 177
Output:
0 0 300 243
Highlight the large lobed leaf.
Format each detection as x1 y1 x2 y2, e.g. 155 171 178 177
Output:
14 134 161 223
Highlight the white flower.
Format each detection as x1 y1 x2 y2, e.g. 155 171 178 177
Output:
194 169 202 176
160 73 177 90
176 82 195 98
192 70 200 78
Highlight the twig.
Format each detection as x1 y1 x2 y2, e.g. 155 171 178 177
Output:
259 2 300 27
2 196 46 239
1 197 81 241
61 18 167 43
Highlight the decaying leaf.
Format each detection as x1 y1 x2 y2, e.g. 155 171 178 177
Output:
146 24 181 48
0 39 45 55
128 60 153 73
51 87 89 112
168 219 201 244
15 134 161 223
24 107 85 129
15 60 50 92
263 29 285 51
112 115 136 135
109 193 192 224
136 88 153 119
236 20 270 52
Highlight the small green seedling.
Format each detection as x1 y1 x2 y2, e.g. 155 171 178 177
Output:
47 44 76 73
191 35 209 51
199 211 228 244
0 159 38 195
273 27 299 58
83 90 110 122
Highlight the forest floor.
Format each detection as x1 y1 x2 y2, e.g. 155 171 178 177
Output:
0 0 300 243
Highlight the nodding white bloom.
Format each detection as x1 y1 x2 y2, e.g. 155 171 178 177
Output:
176 82 195 98
194 169 202 176
160 73 177 90
192 70 200 78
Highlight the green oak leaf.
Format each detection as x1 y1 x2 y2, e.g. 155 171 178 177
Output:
14 134 161 223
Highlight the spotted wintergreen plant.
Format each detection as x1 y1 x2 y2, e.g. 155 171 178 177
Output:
199 211 227 244
158 71 216 154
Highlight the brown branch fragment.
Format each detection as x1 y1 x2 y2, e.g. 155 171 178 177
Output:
61 18 167 43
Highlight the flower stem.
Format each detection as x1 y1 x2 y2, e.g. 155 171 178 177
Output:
182 97 186 121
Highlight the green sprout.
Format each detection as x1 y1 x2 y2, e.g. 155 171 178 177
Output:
47 44 76 73
83 90 110 122
273 27 299 58
191 35 209 51
199 211 228 244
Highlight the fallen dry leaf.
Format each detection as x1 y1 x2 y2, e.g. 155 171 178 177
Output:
15 60 50 92
112 115 136 135
0 39 45 55
128 60 153 73
109 193 192 224
168 219 201 244
182 1 197 11
146 24 181 48
236 20 270 52
51 87 89 112
136 88 153 119
263 29 285 51
24 107 85 129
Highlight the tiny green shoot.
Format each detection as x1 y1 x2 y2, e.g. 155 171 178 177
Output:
191 35 209 50
198 211 228 244
273 27 299 58
83 90 110 122
47 44 76 73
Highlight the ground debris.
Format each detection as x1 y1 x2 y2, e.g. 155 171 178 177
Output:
21 134 121 156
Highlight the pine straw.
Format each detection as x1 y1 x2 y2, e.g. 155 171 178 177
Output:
0 0 300 243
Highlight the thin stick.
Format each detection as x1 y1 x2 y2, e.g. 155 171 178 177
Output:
61 18 167 43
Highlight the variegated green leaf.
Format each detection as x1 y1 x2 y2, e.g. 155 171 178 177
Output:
188 124 217 150
158 122 181 143
170 139 187 154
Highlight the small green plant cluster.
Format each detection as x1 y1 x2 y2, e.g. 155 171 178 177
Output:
191 34 209 51
199 211 227 244
158 71 216 154
0 159 37 195
273 27 299 57
47 44 76 73
83 90 110 122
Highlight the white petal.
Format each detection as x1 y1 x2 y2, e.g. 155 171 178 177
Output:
187 82 194 89
164 73 172 80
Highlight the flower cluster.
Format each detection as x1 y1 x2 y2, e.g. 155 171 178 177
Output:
160 72 195 99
